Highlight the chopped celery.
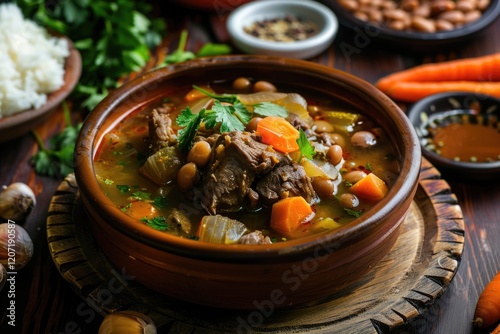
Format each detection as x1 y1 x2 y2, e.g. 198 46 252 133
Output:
139 146 182 185
323 111 360 133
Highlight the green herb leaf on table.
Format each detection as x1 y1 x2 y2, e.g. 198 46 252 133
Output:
196 43 231 57
31 102 82 178
163 29 195 65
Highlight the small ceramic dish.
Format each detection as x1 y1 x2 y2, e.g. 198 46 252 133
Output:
407 91 500 180
323 0 500 52
0 37 82 143
226 0 338 59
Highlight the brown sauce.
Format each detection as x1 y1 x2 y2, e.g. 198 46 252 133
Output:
432 122 500 162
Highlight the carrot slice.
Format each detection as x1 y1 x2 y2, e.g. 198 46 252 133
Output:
257 116 299 153
474 270 500 329
270 196 313 238
123 201 158 220
349 173 388 202
384 81 500 102
376 53 500 93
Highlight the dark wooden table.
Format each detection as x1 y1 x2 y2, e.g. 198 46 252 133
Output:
1 3 500 333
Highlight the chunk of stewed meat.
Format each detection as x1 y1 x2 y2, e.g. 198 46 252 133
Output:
239 231 272 245
255 163 316 207
200 131 285 214
198 131 316 214
148 107 177 153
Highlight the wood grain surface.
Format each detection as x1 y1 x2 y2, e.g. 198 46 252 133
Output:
44 159 464 334
1 3 500 334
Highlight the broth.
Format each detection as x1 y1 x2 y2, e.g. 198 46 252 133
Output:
94 78 400 243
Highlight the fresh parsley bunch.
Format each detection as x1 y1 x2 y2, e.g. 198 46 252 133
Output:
31 102 82 178
18 0 165 111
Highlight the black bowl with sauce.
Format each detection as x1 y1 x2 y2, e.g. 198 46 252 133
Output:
408 91 500 180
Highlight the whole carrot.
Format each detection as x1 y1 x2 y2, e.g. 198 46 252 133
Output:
474 270 500 329
376 53 500 93
384 81 500 102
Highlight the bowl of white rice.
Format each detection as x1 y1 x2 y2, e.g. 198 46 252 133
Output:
0 4 81 143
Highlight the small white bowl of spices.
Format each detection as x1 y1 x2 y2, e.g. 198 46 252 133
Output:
226 0 338 59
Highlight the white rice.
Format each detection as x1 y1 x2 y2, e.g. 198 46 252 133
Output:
0 4 69 117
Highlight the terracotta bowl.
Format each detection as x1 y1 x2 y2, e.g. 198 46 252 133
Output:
0 37 82 143
74 55 421 310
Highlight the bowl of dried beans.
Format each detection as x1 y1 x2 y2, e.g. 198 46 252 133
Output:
323 0 500 52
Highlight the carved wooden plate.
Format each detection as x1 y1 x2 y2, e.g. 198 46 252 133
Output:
46 158 464 333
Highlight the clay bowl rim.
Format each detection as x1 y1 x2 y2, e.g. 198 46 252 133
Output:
407 91 500 179
75 55 421 262
0 36 82 143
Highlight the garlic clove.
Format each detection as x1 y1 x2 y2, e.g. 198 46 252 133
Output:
0 182 36 220
0 263 6 292
98 310 157 334
0 222 34 271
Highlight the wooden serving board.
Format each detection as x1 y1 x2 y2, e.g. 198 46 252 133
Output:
46 158 464 333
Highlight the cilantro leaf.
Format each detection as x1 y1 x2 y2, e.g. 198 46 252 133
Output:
131 191 151 201
233 101 252 124
31 101 82 178
208 100 245 133
196 43 231 57
253 102 288 118
31 150 56 177
296 128 315 161
140 216 170 231
121 203 132 212
192 85 238 104
116 185 130 193
163 30 196 64
176 107 205 153
344 208 363 218
153 196 168 209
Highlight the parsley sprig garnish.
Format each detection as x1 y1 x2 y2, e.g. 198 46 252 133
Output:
140 216 170 231
176 85 288 152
